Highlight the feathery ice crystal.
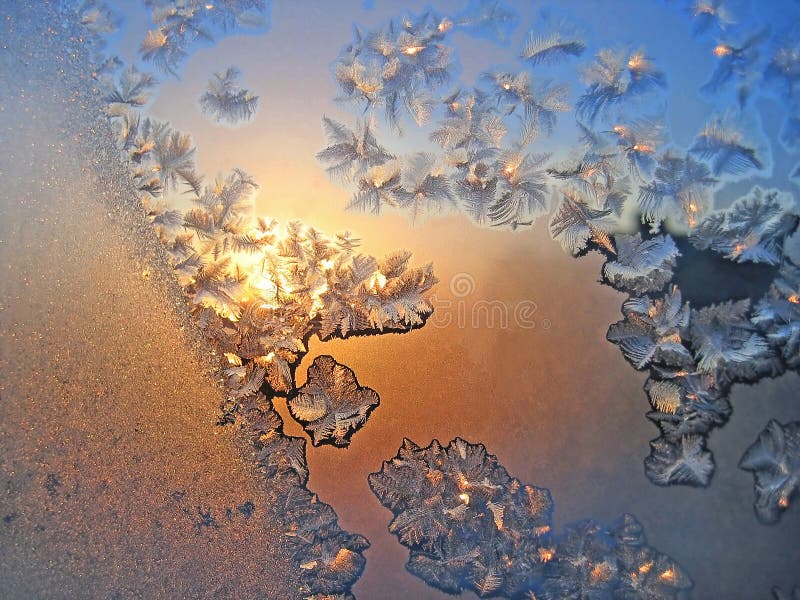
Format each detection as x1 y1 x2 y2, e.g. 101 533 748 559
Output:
576 48 667 125
289 355 380 447
602 233 680 294
739 420 800 524
606 286 693 371
371 438 692 598
689 115 764 178
199 67 259 125
689 187 798 265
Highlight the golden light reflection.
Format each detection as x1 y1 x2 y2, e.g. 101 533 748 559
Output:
533 525 550 536
590 562 611 582
627 52 645 71
368 271 387 291
425 470 443 486
458 492 470 505
250 274 277 293
660 568 676 582
714 44 733 57
142 28 168 50
402 45 425 56
224 352 242 366
253 352 276 367
732 242 749 256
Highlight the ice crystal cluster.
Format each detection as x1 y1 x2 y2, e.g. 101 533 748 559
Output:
739 420 800 524
323 4 800 493
319 3 787 243
140 0 271 75
371 438 692 598
603 188 799 488
320 5 576 228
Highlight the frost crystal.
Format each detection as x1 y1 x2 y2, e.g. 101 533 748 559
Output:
370 438 554 597
687 299 776 383
602 233 680 294
549 187 617 256
739 420 800 524
69 0 121 34
371 439 692 598
689 187 799 265
690 0 735 36
700 30 767 106
637 152 716 230
576 48 666 124
606 286 693 370
752 261 800 368
645 435 715 487
317 117 395 183
689 116 763 177
289 356 380 447
199 67 259 125
520 19 585 66
607 117 664 179
480 70 569 134
105 66 157 112
645 372 731 443
547 151 620 202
